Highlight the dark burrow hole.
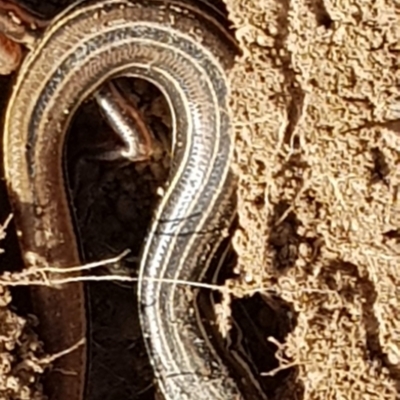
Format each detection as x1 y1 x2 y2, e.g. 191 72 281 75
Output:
199 229 304 400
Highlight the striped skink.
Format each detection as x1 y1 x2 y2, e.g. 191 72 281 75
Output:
2 0 268 399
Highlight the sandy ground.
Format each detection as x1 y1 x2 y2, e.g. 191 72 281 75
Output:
0 0 400 399
225 0 400 398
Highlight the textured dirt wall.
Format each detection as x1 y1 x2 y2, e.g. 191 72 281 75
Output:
225 0 400 398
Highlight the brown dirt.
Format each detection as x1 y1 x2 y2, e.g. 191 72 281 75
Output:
224 0 400 398
0 0 400 399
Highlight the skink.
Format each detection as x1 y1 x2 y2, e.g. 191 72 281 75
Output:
3 0 268 399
